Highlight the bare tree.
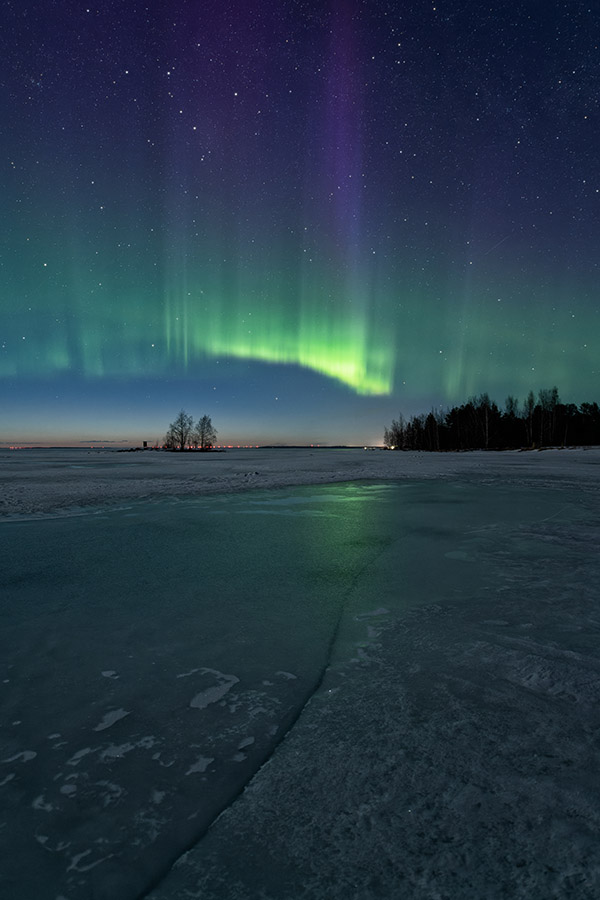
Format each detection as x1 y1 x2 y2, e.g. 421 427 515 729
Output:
389 414 405 449
505 395 519 417
538 386 560 446
195 414 217 450
524 390 535 447
424 411 440 451
166 409 194 451
471 393 499 449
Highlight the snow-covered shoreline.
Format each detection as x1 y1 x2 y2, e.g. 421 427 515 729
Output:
1 446 599 519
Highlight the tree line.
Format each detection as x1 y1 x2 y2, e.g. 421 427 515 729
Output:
384 388 600 451
165 410 217 450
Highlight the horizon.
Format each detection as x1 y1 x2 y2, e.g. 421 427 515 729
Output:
2 383 598 450
3 380 599 450
0 442 376 450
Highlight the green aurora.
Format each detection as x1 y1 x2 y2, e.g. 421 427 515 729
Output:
3 242 595 405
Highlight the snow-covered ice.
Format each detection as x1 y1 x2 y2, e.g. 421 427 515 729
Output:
1 448 599 899
1 445 599 519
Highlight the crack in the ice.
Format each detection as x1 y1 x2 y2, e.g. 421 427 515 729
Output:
136 537 397 900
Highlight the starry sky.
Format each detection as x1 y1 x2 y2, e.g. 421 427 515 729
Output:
1 0 599 446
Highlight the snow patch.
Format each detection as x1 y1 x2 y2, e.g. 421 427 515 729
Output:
101 742 135 760
186 755 214 775
177 667 201 678
32 795 54 812
67 747 95 765
60 784 77 796
190 669 239 709
2 750 36 763
93 708 131 731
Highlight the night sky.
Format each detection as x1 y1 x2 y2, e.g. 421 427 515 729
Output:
2 1 599 446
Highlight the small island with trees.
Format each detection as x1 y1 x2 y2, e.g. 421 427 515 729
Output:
164 410 219 451
384 387 600 451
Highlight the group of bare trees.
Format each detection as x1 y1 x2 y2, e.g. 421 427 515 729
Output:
384 388 600 451
165 410 217 451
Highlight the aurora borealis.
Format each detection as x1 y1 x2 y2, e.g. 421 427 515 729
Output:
2 1 599 445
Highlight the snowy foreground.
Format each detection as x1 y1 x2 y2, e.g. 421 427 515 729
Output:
1 448 600 899
2 445 600 520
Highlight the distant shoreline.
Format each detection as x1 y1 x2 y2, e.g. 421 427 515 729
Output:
0 444 377 451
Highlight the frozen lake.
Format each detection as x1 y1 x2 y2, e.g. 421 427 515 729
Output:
1 452 600 898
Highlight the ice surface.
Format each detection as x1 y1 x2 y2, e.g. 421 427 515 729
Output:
1 445 600 519
146 481 600 900
1 449 599 899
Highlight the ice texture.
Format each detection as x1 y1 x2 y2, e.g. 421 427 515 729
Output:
1 445 599 520
1 448 599 899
